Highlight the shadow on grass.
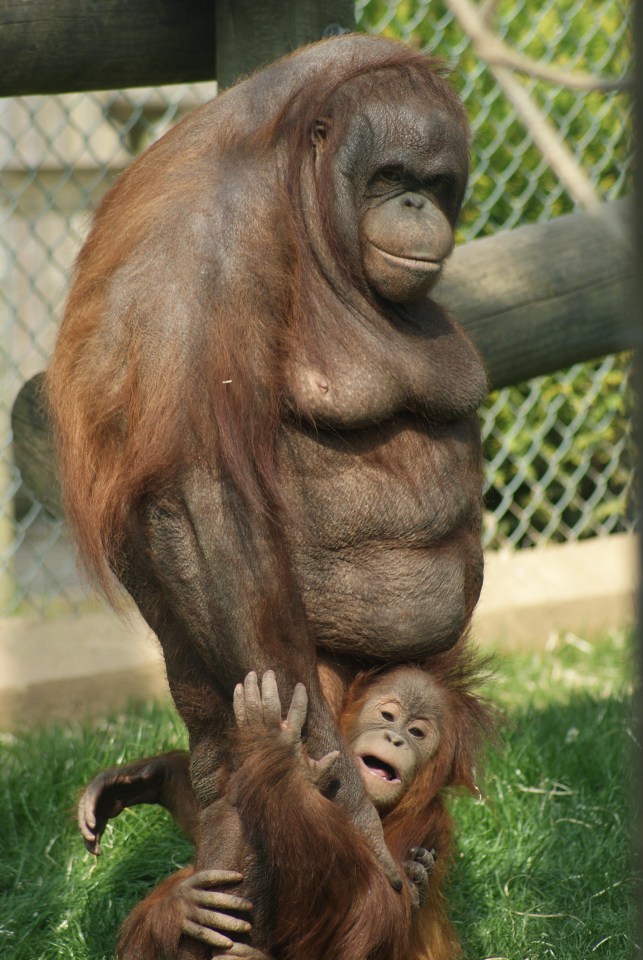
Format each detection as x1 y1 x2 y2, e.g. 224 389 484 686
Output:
0 688 636 960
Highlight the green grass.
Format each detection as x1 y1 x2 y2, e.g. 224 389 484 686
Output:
450 630 638 959
0 630 637 959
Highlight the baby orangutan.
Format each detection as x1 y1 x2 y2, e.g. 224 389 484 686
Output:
79 659 492 960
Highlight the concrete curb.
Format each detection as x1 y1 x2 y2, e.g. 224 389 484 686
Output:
473 532 636 648
0 609 166 728
0 533 636 728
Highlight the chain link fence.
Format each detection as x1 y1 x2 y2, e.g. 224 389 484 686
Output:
0 0 633 616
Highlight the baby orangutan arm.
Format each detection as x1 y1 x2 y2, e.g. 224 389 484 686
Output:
404 847 436 910
97 673 343 960
232 670 340 790
228 670 412 960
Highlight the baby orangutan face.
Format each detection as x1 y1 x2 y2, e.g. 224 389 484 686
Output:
348 668 446 812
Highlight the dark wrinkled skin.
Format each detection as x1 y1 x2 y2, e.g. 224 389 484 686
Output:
78 751 197 856
51 36 487 957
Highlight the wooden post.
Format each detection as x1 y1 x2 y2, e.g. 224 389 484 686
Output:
214 0 355 89
0 0 355 98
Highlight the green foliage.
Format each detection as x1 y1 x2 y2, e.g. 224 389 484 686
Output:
483 354 634 547
0 702 190 960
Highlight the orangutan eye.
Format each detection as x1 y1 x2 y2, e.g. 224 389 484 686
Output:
373 166 405 189
380 709 395 722
311 118 330 146
408 725 426 739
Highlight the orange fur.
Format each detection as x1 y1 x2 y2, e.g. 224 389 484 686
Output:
49 33 487 960
118 865 195 959
45 41 465 599
230 726 413 960
116 641 493 959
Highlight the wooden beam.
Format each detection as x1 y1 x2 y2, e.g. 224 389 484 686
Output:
442 199 632 390
0 0 355 98
11 201 632 517
214 0 355 89
0 0 216 96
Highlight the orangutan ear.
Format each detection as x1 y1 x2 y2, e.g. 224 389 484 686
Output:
311 118 330 148
448 745 480 797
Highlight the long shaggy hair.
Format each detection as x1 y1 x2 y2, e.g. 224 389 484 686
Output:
45 35 467 599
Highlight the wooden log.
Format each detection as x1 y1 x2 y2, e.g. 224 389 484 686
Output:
0 0 216 96
442 199 632 390
11 200 632 517
0 0 354 97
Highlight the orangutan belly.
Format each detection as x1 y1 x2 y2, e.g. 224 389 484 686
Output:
279 415 484 659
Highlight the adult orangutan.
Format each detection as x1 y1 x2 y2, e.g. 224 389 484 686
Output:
80 650 494 960
47 32 488 957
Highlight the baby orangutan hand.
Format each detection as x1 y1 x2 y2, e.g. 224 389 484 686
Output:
233 670 340 790
404 846 436 910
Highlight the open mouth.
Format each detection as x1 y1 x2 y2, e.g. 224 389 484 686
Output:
358 754 401 784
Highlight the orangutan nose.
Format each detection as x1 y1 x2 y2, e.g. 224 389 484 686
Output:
384 730 405 747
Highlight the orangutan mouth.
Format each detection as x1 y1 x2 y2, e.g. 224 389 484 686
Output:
370 245 443 272
358 754 401 783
